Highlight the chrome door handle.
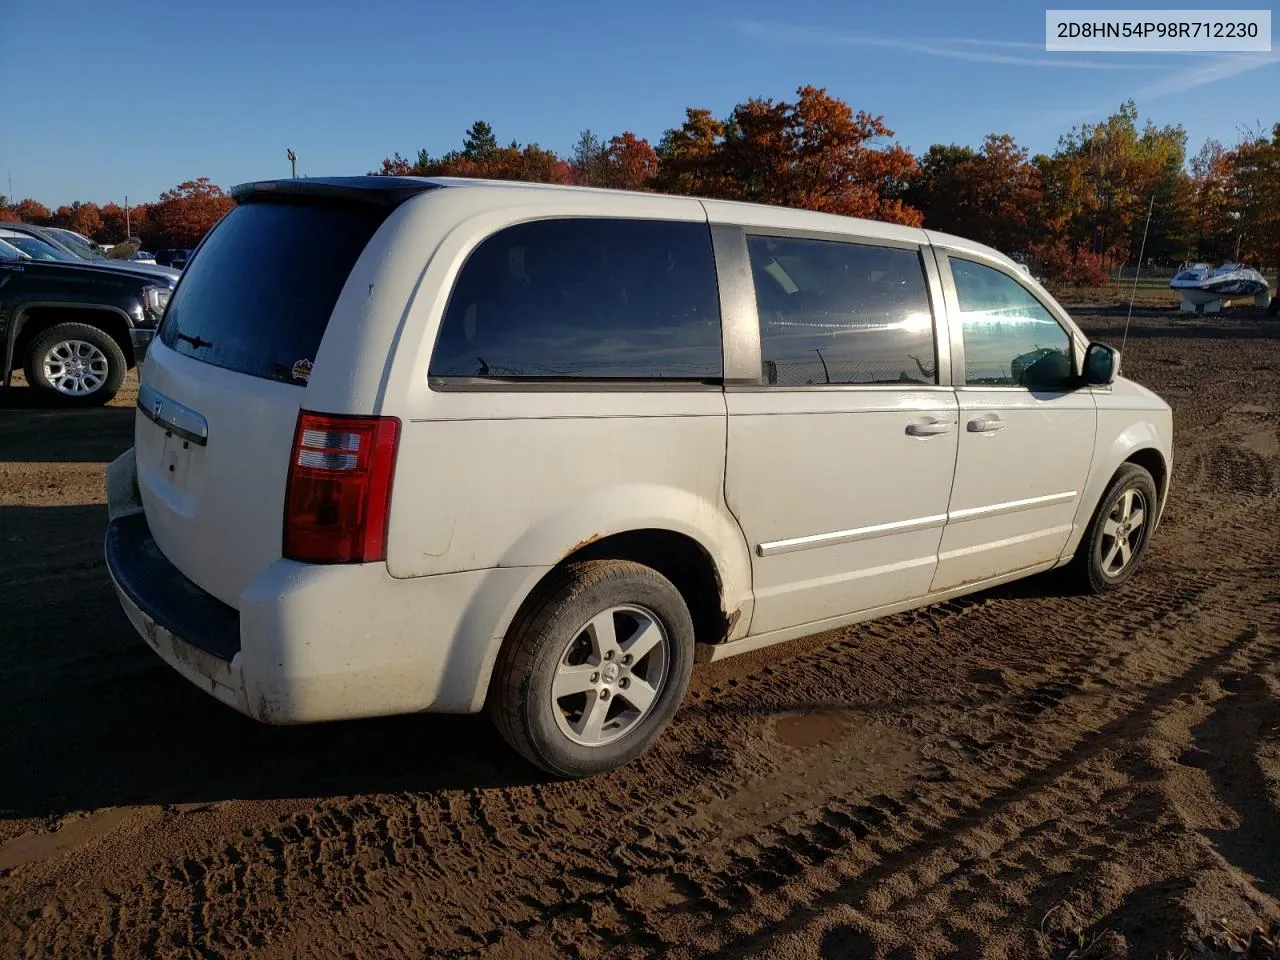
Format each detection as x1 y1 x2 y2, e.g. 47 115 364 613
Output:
906 418 955 437
967 414 1006 433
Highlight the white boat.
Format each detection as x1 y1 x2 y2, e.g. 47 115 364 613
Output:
1170 262 1271 313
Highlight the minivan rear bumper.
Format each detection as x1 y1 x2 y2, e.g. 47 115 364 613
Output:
107 513 246 712
105 447 547 724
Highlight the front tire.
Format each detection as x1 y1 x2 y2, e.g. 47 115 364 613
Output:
489 560 695 778
24 322 127 406
1071 463 1159 594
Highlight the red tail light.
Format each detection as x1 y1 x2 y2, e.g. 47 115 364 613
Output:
283 412 400 564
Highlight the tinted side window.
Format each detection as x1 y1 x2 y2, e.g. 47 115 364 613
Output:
430 218 722 380
747 235 937 386
949 258 1073 389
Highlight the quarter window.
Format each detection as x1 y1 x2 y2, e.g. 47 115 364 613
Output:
949 258 1073 389
430 218 722 380
747 235 937 386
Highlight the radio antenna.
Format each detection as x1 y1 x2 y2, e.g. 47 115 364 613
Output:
1121 194 1155 356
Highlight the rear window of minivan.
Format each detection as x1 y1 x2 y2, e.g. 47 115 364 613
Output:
158 200 387 383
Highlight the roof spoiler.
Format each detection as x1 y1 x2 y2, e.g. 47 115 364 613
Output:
230 176 440 208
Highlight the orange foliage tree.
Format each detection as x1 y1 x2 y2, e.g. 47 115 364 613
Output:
92 202 152 244
600 132 658 191
52 202 104 239
0 198 52 224
147 178 233 248
655 87 922 225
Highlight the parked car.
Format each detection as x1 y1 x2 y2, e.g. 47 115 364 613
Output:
131 250 158 264
0 235 172 404
0 227 82 262
155 248 194 269
104 176 1173 777
0 222 180 283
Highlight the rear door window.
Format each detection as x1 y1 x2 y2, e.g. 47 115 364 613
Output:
430 217 722 381
747 235 937 386
158 201 387 383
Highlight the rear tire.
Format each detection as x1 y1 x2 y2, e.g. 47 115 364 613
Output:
24 322 126 407
1070 463 1159 594
489 560 695 778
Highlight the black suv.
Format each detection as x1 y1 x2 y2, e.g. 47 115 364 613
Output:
0 238 174 406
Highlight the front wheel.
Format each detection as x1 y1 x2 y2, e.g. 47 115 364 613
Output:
24 322 127 406
1071 463 1159 594
488 560 695 778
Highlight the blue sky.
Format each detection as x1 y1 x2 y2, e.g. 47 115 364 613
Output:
5 0 1277 206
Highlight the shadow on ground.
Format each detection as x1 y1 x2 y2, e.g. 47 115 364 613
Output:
0 505 542 819
0 386 134 463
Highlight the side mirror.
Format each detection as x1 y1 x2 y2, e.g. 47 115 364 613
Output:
1083 342 1119 386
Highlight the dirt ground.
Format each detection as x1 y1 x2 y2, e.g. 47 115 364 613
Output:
2 309 1278 959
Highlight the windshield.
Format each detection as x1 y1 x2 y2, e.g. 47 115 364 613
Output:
49 228 105 259
1 234 76 261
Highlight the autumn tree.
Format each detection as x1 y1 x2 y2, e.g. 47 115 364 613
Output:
1 198 51 224
96 202 149 243
654 108 729 196
1231 123 1280 275
373 152 416 176
1040 101 1192 271
598 132 658 191
423 142 571 183
52 201 104 239
653 88 921 224
1188 140 1238 261
147 178 233 248
905 134 1042 251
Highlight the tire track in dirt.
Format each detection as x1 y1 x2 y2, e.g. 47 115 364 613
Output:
15 516 1270 959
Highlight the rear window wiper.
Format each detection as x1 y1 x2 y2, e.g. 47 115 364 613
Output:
175 332 213 350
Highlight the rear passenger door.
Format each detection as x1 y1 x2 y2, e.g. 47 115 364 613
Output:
929 253 1096 592
718 228 960 637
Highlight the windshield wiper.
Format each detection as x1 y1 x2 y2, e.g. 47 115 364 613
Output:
175 332 213 350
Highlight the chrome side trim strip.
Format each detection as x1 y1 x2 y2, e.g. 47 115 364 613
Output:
137 383 209 447
946 490 1076 522
755 491 1077 558
757 513 947 557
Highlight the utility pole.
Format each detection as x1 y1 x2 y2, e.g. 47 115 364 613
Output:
125 195 130 237
287 148 297 178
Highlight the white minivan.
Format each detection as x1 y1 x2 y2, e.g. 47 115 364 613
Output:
105 177 1172 776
